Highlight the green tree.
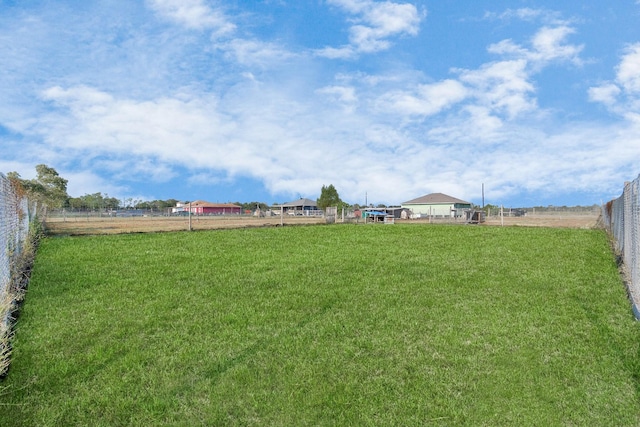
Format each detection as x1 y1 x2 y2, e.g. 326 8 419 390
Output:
8 165 69 208
483 204 499 214
317 184 343 210
104 196 120 210
165 199 179 208
84 192 105 210
67 193 120 211
235 201 269 212
68 197 84 210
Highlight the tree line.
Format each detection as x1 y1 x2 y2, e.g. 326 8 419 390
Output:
7 165 357 213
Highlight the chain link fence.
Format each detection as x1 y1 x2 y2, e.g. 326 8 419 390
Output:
1 172 37 375
601 175 640 319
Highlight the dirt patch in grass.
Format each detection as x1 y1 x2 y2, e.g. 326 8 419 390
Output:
44 215 325 235
482 214 600 229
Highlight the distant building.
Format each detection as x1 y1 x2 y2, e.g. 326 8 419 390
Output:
171 204 186 215
281 198 320 216
360 207 410 219
173 200 242 215
401 193 472 218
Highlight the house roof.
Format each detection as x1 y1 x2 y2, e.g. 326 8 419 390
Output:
282 198 317 208
188 200 241 208
402 193 471 205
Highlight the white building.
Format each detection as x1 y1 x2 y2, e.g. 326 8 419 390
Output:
401 193 472 218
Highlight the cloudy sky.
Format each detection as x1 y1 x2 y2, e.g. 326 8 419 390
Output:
2 0 640 207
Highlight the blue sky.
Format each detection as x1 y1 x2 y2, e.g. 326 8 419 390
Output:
2 0 640 207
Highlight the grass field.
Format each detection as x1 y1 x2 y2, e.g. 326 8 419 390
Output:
1 224 639 425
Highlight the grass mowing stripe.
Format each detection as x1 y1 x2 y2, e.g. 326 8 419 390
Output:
1 224 639 425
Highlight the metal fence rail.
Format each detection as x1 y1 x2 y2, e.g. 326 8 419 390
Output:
601 176 640 319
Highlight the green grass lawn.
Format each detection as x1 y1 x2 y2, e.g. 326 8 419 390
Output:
1 224 639 426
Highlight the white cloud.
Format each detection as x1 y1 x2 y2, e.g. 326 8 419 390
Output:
488 25 583 67
487 39 528 57
529 26 583 65
317 0 423 58
505 8 545 21
39 85 234 171
588 83 620 106
589 43 640 117
22 68 640 206
63 170 129 199
377 79 467 117
35 83 366 198
316 85 358 105
146 0 235 34
484 8 565 26
456 59 536 119
437 23 582 123
617 44 640 93
314 45 355 60
0 160 39 180
426 104 505 144
2 2 638 206
216 38 296 68
43 85 114 108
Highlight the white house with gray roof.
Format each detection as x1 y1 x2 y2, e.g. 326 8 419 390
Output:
401 193 472 218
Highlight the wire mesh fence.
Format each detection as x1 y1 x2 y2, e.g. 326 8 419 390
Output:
0 175 32 295
1 172 37 373
601 175 640 319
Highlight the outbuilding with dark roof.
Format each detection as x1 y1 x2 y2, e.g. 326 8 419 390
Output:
281 198 319 215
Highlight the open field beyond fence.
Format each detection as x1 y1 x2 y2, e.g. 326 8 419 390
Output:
43 211 601 236
1 223 639 425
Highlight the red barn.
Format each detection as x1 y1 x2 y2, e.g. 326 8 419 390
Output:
186 200 242 215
